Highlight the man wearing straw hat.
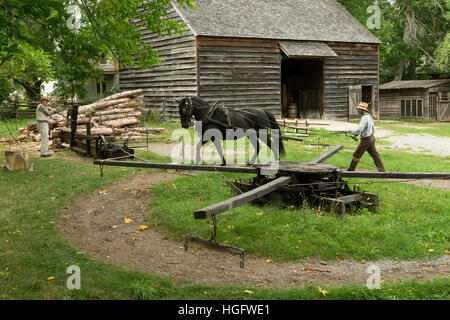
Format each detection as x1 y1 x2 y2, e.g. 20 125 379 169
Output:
344 102 386 172
36 96 56 157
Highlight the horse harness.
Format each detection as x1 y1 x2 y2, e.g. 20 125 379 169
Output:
202 100 234 129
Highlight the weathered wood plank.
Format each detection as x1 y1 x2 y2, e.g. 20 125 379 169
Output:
93 160 259 174
308 145 343 164
194 176 293 219
340 171 450 179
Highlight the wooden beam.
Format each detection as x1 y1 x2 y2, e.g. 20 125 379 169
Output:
308 145 343 164
93 159 259 174
194 176 293 219
340 171 450 180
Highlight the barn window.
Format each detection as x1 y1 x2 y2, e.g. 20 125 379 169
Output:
401 99 423 118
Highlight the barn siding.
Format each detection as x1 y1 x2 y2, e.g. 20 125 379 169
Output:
323 42 379 120
119 10 197 117
379 89 429 118
197 36 282 117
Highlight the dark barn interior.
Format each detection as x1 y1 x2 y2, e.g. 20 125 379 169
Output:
281 59 324 119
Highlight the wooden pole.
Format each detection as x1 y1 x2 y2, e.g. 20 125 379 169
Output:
308 145 343 164
194 176 293 219
94 159 259 174
70 106 79 148
340 171 450 180
86 122 91 156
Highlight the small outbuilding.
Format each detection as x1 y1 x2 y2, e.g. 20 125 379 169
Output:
120 0 381 121
379 80 450 121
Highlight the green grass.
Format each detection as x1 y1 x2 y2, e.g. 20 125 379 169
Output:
0 118 449 299
149 171 449 262
0 117 35 138
376 119 450 138
1 152 447 300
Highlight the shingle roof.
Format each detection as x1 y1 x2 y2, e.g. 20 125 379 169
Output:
174 0 381 44
379 80 450 90
279 41 338 57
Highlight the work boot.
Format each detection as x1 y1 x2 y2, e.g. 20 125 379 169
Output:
40 153 53 158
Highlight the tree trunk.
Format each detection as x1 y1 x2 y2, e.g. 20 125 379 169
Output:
394 8 415 81
17 80 42 101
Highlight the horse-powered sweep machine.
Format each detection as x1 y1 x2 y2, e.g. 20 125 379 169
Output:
94 144 449 268
94 95 450 267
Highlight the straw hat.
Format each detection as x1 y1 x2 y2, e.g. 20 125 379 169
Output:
40 96 51 103
357 102 369 112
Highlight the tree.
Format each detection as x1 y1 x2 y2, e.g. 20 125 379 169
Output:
0 43 54 100
340 0 450 82
0 0 196 100
436 33 450 75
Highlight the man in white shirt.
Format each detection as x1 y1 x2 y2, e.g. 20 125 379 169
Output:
345 102 386 172
36 96 56 157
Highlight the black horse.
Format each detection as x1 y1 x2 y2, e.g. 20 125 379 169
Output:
177 96 286 165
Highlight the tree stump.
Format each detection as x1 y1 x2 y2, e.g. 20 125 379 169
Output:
4 150 29 171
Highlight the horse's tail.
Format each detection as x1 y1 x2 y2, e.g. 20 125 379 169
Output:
264 110 286 158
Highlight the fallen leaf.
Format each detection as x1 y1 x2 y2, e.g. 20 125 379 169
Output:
140 225 149 231
266 259 272 263
318 286 329 297
47 276 55 280
244 290 254 295
124 217 133 224
256 212 263 216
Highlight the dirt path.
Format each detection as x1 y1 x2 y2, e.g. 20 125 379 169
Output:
58 172 449 289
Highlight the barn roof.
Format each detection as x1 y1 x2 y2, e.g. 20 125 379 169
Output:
279 41 339 58
174 0 381 44
379 80 450 90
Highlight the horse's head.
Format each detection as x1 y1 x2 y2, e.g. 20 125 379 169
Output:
177 97 195 128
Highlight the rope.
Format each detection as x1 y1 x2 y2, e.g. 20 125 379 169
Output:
0 109 26 153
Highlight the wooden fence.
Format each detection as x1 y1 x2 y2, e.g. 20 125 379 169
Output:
0 101 81 119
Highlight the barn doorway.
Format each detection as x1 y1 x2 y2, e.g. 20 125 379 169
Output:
281 59 324 119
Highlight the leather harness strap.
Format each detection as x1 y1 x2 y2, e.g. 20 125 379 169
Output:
202 101 233 129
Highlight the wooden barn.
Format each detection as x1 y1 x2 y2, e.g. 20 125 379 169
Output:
120 0 381 121
379 80 450 121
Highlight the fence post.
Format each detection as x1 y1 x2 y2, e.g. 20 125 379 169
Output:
86 122 91 156
70 106 79 149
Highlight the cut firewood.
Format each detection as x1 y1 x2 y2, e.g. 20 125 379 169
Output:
94 107 136 116
102 117 139 128
131 127 165 133
92 111 142 123
100 89 143 102
78 98 132 114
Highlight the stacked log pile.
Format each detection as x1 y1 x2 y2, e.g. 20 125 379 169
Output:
17 89 164 143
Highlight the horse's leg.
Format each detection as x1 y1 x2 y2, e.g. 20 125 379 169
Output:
196 139 208 165
212 137 226 166
249 136 259 165
259 130 279 161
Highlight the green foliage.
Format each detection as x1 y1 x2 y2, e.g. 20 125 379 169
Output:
0 43 54 100
0 0 195 101
341 0 450 81
435 32 450 75
0 76 14 103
